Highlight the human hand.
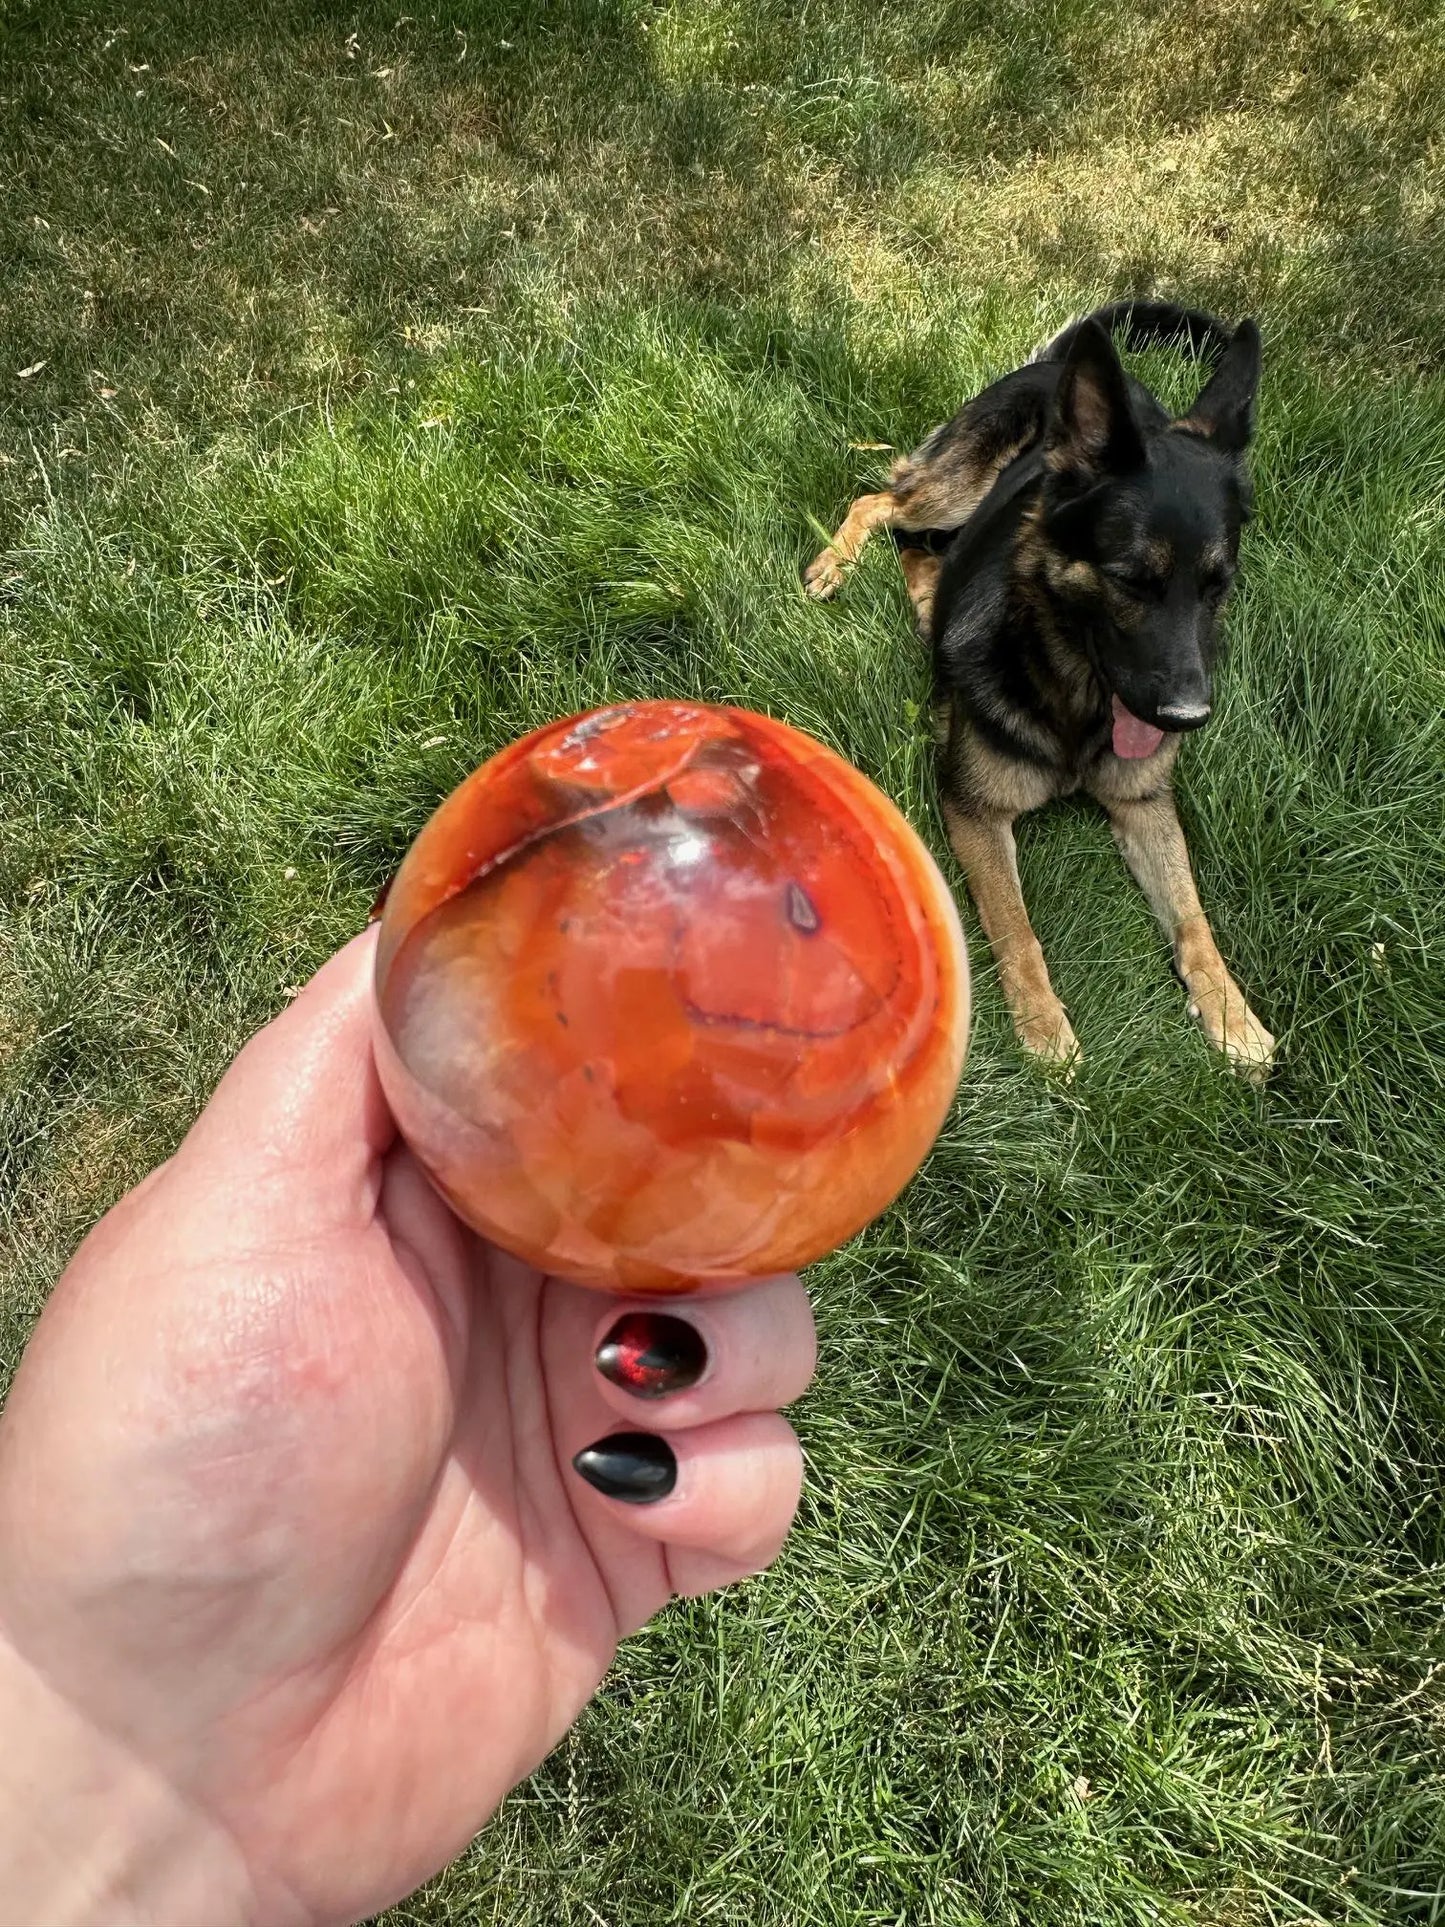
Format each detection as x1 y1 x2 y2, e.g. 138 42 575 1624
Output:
0 927 816 1926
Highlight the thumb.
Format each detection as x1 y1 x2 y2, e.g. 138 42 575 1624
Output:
180 926 396 1205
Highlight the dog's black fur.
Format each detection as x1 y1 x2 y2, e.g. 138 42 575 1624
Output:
803 301 1274 1077
916 301 1261 785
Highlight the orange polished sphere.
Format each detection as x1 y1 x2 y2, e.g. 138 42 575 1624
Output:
373 702 969 1293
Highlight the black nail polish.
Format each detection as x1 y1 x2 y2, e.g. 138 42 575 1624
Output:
596 1312 707 1399
572 1432 677 1504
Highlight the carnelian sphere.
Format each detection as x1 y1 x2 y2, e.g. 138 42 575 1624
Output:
373 701 969 1293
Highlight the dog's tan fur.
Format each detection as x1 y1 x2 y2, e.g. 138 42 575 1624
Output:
805 355 1275 1082
802 419 1033 601
901 567 1274 1081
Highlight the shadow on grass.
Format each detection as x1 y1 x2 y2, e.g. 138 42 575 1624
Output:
2 0 1443 524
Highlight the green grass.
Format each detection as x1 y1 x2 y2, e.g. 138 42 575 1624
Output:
4 2 1445 1921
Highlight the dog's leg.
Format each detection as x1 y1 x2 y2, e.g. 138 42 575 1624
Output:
1103 792 1275 1081
802 490 899 600
897 549 944 637
943 801 1081 1073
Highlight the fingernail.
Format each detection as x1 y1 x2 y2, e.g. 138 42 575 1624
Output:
596 1312 707 1399
572 1432 677 1504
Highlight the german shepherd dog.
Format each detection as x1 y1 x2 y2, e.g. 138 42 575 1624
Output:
803 300 1275 1081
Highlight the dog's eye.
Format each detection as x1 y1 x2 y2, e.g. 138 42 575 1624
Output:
1201 572 1232 604
1105 567 1163 599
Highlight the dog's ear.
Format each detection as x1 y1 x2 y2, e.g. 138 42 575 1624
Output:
1178 319 1261 453
1045 319 1145 478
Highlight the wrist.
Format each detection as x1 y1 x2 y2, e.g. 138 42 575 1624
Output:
0 1631 264 1927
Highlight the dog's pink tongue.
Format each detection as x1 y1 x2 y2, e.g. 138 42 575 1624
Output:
1111 695 1165 760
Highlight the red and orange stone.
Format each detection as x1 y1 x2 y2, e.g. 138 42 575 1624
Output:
373 701 969 1293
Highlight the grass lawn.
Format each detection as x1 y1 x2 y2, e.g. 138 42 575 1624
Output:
4 1 1445 1920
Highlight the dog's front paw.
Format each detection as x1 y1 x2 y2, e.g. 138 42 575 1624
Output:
1017 1000 1083 1081
802 547 846 600
1190 981 1276 1084
1223 1005 1277 1085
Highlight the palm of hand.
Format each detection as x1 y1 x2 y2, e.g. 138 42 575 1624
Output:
0 939 690 1924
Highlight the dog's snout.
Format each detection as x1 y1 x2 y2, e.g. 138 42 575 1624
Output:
1156 701 1211 729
